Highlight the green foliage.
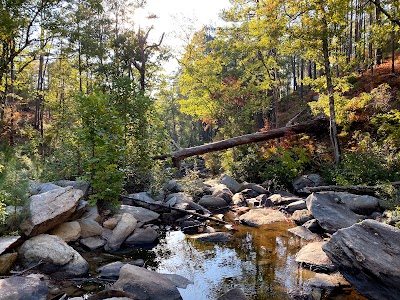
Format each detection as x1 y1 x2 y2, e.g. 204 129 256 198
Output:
322 151 400 186
371 109 400 151
0 146 31 231
76 91 125 205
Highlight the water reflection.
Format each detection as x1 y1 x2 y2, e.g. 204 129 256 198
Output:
152 222 365 300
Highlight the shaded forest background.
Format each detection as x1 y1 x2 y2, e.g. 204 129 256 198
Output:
1 0 400 223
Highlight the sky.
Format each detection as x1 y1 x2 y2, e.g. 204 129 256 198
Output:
133 0 232 73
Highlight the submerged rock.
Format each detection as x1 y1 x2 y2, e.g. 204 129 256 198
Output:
239 208 287 227
0 274 48 300
190 232 232 242
112 264 182 300
18 234 88 278
323 219 400 300
217 287 248 300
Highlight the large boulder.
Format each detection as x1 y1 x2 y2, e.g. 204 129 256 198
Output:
331 192 380 215
220 174 241 193
29 182 63 195
239 208 287 227
0 274 48 300
53 180 90 197
120 205 160 224
50 221 81 242
198 195 229 208
292 174 323 192
306 192 362 233
105 213 137 251
211 184 233 203
323 219 400 300
18 234 88 278
21 187 83 237
112 264 182 300
296 241 336 272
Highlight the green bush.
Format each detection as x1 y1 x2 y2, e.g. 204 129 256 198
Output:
322 151 400 186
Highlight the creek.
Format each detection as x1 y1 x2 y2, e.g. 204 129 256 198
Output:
66 221 367 300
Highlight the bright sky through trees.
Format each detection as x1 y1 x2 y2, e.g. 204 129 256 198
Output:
133 0 231 72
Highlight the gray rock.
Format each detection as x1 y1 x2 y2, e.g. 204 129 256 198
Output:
53 180 90 197
198 195 229 208
78 218 103 238
81 205 101 222
286 200 307 213
125 227 158 245
69 199 88 220
256 194 273 207
211 184 233 203
288 226 322 241
163 179 185 193
161 273 193 288
103 215 122 229
306 192 362 233
306 273 349 289
239 188 259 198
105 213 137 251
166 193 211 214
0 275 48 300
21 187 83 237
292 209 313 225
238 182 269 195
217 288 248 300
296 241 336 272
0 235 21 255
292 174 323 192
29 182 63 195
0 253 18 275
220 174 241 193
268 193 303 205
120 205 160 223
97 261 125 279
232 193 247 206
332 192 380 215
303 219 322 233
323 219 400 300
80 236 106 250
190 232 232 242
18 234 88 277
50 221 81 242
112 264 182 300
239 208 287 227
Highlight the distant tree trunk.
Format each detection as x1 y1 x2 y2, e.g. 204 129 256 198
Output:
300 59 304 99
292 56 297 91
375 0 383 65
392 23 396 73
320 4 341 165
348 0 354 63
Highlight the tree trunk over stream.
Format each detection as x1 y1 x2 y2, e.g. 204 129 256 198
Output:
154 117 328 166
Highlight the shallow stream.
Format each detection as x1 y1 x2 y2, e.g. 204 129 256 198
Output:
71 221 367 300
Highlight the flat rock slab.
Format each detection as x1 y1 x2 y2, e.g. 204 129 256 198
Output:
0 235 21 255
80 236 106 250
306 273 350 289
239 208 287 227
112 264 182 300
323 219 400 300
296 241 336 272
306 192 362 233
0 275 48 300
286 200 307 213
21 187 83 237
190 232 233 242
18 234 88 278
120 205 160 223
288 226 322 241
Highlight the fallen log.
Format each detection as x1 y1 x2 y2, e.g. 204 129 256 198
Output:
120 195 229 225
154 117 328 165
304 182 400 195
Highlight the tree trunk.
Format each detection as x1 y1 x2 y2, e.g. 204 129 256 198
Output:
154 117 328 165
